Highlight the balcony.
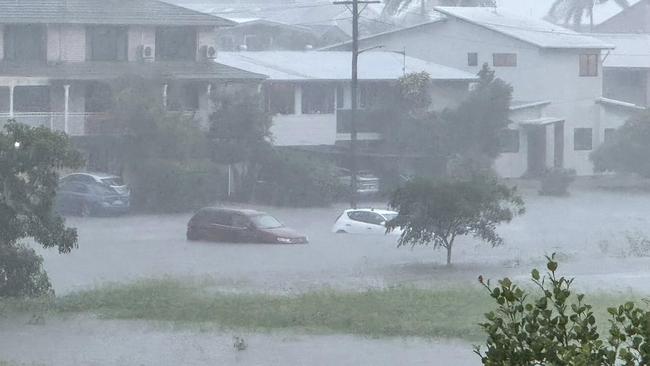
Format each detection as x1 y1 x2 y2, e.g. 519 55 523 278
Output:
0 112 113 136
336 109 383 141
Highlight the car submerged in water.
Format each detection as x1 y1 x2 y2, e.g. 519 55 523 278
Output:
187 207 308 244
332 208 402 235
55 172 130 216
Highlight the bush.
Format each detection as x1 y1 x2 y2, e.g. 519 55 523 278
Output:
539 168 576 196
254 151 345 207
127 159 226 213
0 245 52 298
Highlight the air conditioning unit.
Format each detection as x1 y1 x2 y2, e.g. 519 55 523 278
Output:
138 45 154 62
200 45 217 60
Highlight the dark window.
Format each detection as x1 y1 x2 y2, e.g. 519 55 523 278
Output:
208 211 232 226
267 84 295 115
156 27 197 61
85 82 113 112
468 52 478 66
499 129 520 153
218 36 235 51
62 182 89 194
359 84 379 109
348 211 384 225
3 25 46 62
244 35 268 51
167 83 199 112
0 87 9 112
580 54 599 77
86 26 128 61
336 85 345 109
604 128 616 143
302 84 335 114
232 215 250 229
14 86 50 112
493 53 517 67
574 128 593 151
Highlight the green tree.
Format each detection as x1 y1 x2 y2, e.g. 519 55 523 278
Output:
441 64 513 168
386 175 524 265
476 255 650 365
0 122 82 296
591 112 650 177
547 0 630 31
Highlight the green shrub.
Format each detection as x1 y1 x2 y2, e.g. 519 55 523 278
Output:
0 244 52 298
539 168 576 196
254 150 344 207
127 159 226 213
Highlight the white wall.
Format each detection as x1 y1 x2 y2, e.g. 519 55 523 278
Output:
348 18 607 176
271 114 337 146
127 26 156 62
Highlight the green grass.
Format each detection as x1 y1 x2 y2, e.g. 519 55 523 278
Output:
56 279 490 341
0 279 642 343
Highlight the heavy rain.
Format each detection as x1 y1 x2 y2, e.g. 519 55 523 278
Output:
2 0 650 365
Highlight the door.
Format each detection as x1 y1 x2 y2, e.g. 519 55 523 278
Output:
527 126 547 177
232 215 256 243
204 211 231 242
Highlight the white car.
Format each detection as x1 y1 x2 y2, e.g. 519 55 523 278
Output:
332 208 401 235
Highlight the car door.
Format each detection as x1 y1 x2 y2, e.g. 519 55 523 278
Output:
365 212 388 234
232 215 256 243
204 211 231 242
59 182 90 213
345 211 367 234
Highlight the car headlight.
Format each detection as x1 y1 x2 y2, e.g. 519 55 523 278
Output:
276 237 293 243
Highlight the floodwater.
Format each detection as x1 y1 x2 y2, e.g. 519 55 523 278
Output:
0 315 479 366
7 187 650 365
32 189 650 295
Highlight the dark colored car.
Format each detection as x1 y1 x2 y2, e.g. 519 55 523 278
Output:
55 179 130 216
187 208 308 244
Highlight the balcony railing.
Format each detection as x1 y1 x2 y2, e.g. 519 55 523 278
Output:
0 112 113 136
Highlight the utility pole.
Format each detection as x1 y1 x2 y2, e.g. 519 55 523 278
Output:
334 0 379 209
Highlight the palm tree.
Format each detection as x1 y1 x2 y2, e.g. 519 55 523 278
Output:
381 0 496 18
547 0 630 31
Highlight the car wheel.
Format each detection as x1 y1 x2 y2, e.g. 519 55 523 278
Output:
79 203 92 217
336 230 347 234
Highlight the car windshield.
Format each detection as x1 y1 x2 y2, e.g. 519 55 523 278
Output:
251 214 283 229
382 213 398 221
101 177 124 186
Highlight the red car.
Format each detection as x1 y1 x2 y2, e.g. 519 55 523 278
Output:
187 207 308 244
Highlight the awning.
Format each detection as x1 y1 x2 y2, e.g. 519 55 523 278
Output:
517 117 564 126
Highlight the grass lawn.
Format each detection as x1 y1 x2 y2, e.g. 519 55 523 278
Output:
0 278 635 343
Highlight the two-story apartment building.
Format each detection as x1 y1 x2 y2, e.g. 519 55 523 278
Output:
0 0 263 136
216 51 477 147
326 7 616 177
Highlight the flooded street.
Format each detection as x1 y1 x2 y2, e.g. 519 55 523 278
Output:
33 188 650 296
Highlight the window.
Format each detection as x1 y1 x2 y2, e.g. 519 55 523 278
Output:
167 83 199 112
14 86 50 112
336 85 345 109
493 53 517 67
232 215 251 229
155 27 197 61
499 129 520 153
574 128 593 151
302 84 335 114
3 25 46 62
359 84 379 109
468 52 478 66
580 54 599 77
218 36 235 51
267 84 295 115
348 211 384 226
244 35 269 51
0 87 9 113
604 128 616 143
86 26 128 61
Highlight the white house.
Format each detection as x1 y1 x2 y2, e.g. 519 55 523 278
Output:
216 51 477 146
326 6 617 177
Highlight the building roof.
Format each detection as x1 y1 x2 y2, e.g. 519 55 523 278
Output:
0 61 265 80
595 33 650 69
434 7 614 49
0 0 233 26
215 51 477 81
597 97 647 111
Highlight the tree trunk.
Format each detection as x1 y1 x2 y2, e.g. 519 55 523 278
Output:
446 244 452 266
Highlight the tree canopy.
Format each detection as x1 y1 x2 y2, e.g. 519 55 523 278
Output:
0 121 82 296
591 111 650 177
386 175 524 265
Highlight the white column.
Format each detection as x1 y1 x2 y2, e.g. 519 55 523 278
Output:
294 84 302 115
162 84 168 109
63 84 70 133
8 84 14 118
